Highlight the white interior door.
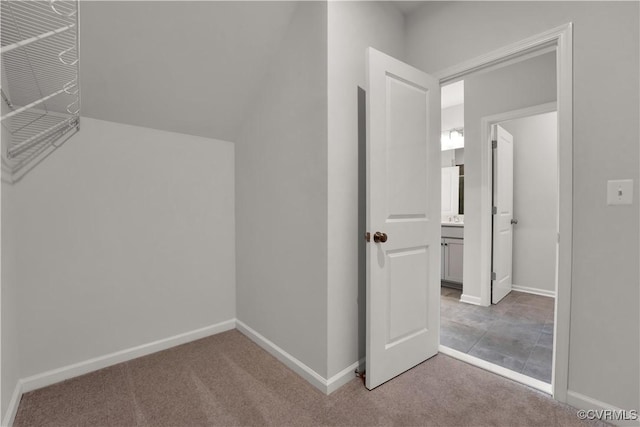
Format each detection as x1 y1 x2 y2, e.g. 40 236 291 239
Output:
492 125 514 304
366 47 440 389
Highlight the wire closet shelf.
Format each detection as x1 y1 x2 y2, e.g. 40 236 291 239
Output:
1 0 80 182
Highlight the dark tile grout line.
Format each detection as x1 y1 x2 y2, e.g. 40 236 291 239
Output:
519 328 545 375
441 287 553 382
468 318 534 376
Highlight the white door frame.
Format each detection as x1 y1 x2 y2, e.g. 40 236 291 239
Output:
434 23 573 403
484 102 557 301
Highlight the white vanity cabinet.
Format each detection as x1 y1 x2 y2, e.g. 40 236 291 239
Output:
441 226 463 284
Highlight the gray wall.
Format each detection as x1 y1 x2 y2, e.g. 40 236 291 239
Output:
236 2 329 378
501 112 558 295
12 118 236 378
327 0 405 378
462 51 557 303
406 0 639 411
79 1 297 143
1 102 20 421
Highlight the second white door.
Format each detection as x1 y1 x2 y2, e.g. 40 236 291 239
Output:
492 125 514 304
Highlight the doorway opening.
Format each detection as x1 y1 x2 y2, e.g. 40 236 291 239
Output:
438 24 572 401
440 79 465 297
365 23 572 401
441 103 558 391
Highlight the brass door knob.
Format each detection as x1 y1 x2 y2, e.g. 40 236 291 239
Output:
374 232 388 243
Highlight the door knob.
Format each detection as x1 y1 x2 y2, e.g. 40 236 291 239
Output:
374 232 388 243
511 219 518 225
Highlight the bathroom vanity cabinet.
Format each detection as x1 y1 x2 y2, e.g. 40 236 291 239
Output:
441 225 464 285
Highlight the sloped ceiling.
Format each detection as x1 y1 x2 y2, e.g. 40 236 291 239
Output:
392 1 427 15
79 1 297 143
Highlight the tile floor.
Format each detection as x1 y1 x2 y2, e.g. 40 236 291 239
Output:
440 286 554 383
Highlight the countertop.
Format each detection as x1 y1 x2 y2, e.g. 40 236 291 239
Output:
441 222 464 227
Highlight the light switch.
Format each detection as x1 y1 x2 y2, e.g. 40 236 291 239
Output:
607 179 633 205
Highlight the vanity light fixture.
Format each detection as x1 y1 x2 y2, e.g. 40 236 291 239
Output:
441 128 464 151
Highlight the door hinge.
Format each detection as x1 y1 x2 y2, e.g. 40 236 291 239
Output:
491 272 496 280
492 206 497 215
365 232 370 242
492 140 497 149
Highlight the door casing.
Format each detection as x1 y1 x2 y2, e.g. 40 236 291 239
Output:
433 23 573 403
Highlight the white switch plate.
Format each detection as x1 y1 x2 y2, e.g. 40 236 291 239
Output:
607 179 633 205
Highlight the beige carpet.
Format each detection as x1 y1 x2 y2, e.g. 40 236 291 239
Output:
14 330 599 427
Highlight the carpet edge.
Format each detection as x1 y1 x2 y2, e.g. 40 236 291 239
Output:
19 319 236 395
236 319 361 395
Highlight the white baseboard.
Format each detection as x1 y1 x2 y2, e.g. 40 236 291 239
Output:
566 390 640 427
235 319 359 395
326 358 365 394
439 345 552 395
20 319 236 394
2 380 23 427
5 318 362 426
459 293 483 306
512 285 556 298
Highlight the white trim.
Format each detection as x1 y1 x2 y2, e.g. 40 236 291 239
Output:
326 358 365 394
436 23 573 404
435 24 568 84
236 320 359 395
552 22 573 405
512 285 556 298
459 293 482 306
4 319 360 427
20 319 236 394
235 320 327 392
439 345 552 395
1 381 22 427
566 391 640 427
479 101 558 307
